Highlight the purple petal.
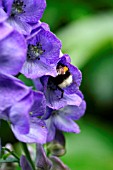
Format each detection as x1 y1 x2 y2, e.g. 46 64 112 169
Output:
36 144 52 170
21 28 61 78
45 117 56 142
28 21 50 40
59 100 86 120
20 155 32 170
0 73 32 113
9 91 33 134
33 78 44 92
42 107 53 120
50 156 70 170
21 60 57 79
31 91 46 117
31 21 50 31
47 130 66 157
53 114 80 133
2 0 13 15
0 7 8 22
0 22 13 41
0 24 27 75
46 90 82 110
35 29 62 64
0 107 10 121
58 55 82 94
20 0 46 23
11 117 47 143
7 17 32 35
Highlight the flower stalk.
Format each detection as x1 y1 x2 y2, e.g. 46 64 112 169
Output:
21 143 35 170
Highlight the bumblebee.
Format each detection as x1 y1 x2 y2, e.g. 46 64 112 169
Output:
48 63 73 98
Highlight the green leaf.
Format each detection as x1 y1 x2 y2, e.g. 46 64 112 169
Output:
0 157 18 163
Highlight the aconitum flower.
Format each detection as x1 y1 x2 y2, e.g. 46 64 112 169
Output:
43 100 86 142
0 73 47 143
2 0 46 35
0 73 33 134
21 27 62 79
11 91 47 143
20 155 32 170
20 144 70 170
36 144 70 170
11 116 47 143
34 55 82 109
0 22 26 75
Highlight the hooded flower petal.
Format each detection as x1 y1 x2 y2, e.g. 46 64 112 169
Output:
36 54 82 108
0 73 34 137
53 114 80 133
0 22 27 75
43 97 85 141
9 91 33 134
44 80 82 110
59 100 86 120
50 156 70 170
47 130 66 157
20 155 32 170
45 116 56 142
30 91 46 117
36 144 52 170
11 117 47 143
0 73 32 114
57 54 82 94
21 28 61 78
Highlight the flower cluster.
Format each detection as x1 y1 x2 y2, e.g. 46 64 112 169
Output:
0 0 86 169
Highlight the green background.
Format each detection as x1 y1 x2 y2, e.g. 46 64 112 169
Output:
42 0 113 169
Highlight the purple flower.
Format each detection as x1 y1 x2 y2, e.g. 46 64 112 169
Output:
2 0 46 35
20 144 70 170
34 55 82 109
20 155 32 170
21 27 62 79
36 144 70 170
43 100 86 142
11 116 47 143
47 130 66 157
56 54 82 94
30 91 46 117
0 73 33 134
11 91 47 143
0 73 47 143
0 22 26 75
36 144 52 170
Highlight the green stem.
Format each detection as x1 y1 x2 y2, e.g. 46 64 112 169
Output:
21 143 35 170
2 147 19 162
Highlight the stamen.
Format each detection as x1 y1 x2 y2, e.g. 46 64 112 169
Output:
27 43 45 61
11 0 25 16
